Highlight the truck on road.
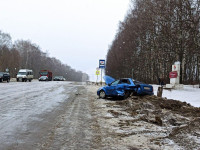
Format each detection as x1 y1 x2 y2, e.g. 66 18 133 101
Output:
39 70 52 81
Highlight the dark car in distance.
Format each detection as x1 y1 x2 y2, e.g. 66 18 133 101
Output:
97 76 154 99
38 76 49 81
0 72 10 83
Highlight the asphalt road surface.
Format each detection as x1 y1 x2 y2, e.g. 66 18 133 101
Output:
0 81 101 150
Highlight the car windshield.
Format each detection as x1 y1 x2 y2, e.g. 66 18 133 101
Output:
111 80 119 86
55 76 63 78
40 72 48 76
18 72 26 75
0 72 3 76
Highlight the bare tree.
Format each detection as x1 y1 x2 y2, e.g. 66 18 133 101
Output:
106 0 200 84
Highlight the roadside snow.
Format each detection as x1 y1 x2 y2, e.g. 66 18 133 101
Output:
153 85 200 107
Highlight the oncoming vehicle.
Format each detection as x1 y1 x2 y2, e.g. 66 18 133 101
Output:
39 70 52 81
38 76 48 81
0 72 10 83
53 76 65 81
17 69 33 82
97 76 154 99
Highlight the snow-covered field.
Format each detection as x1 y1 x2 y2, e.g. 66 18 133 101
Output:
153 85 200 107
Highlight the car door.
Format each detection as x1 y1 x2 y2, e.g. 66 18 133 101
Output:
116 79 130 93
106 80 119 96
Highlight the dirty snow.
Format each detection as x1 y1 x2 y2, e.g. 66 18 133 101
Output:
153 85 200 107
92 84 200 150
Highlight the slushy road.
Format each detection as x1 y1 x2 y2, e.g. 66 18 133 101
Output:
0 81 101 150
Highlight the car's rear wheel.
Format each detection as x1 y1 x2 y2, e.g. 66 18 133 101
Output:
99 90 106 99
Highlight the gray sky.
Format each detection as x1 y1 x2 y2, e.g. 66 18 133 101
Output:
0 0 130 81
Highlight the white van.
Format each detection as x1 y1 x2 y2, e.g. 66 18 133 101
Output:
17 69 33 82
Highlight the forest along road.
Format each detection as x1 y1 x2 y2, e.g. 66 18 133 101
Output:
0 81 101 150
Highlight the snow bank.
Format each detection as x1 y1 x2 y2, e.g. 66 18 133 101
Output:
153 85 200 107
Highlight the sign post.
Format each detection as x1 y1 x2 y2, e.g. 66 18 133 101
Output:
99 59 105 85
198 56 200 88
166 61 183 89
96 68 100 84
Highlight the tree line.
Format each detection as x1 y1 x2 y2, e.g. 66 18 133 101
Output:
0 30 89 81
106 0 200 84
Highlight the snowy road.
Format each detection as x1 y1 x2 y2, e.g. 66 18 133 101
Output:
1 81 199 150
0 81 101 150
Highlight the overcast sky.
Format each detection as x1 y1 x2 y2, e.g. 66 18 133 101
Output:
0 0 130 81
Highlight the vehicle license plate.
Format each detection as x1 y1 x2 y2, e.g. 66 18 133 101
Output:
144 87 150 90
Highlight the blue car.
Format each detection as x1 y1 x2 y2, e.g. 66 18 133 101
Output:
97 76 154 99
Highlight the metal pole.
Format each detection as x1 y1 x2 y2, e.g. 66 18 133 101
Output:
96 74 98 85
101 68 102 86
198 56 200 88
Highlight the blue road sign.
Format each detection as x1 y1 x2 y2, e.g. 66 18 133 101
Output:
99 59 105 69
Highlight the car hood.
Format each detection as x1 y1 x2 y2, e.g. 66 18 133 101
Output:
40 76 47 79
103 75 115 85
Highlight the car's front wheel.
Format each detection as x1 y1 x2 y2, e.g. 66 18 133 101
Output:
99 90 106 99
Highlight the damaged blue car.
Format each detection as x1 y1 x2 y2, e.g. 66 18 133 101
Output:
97 76 154 99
